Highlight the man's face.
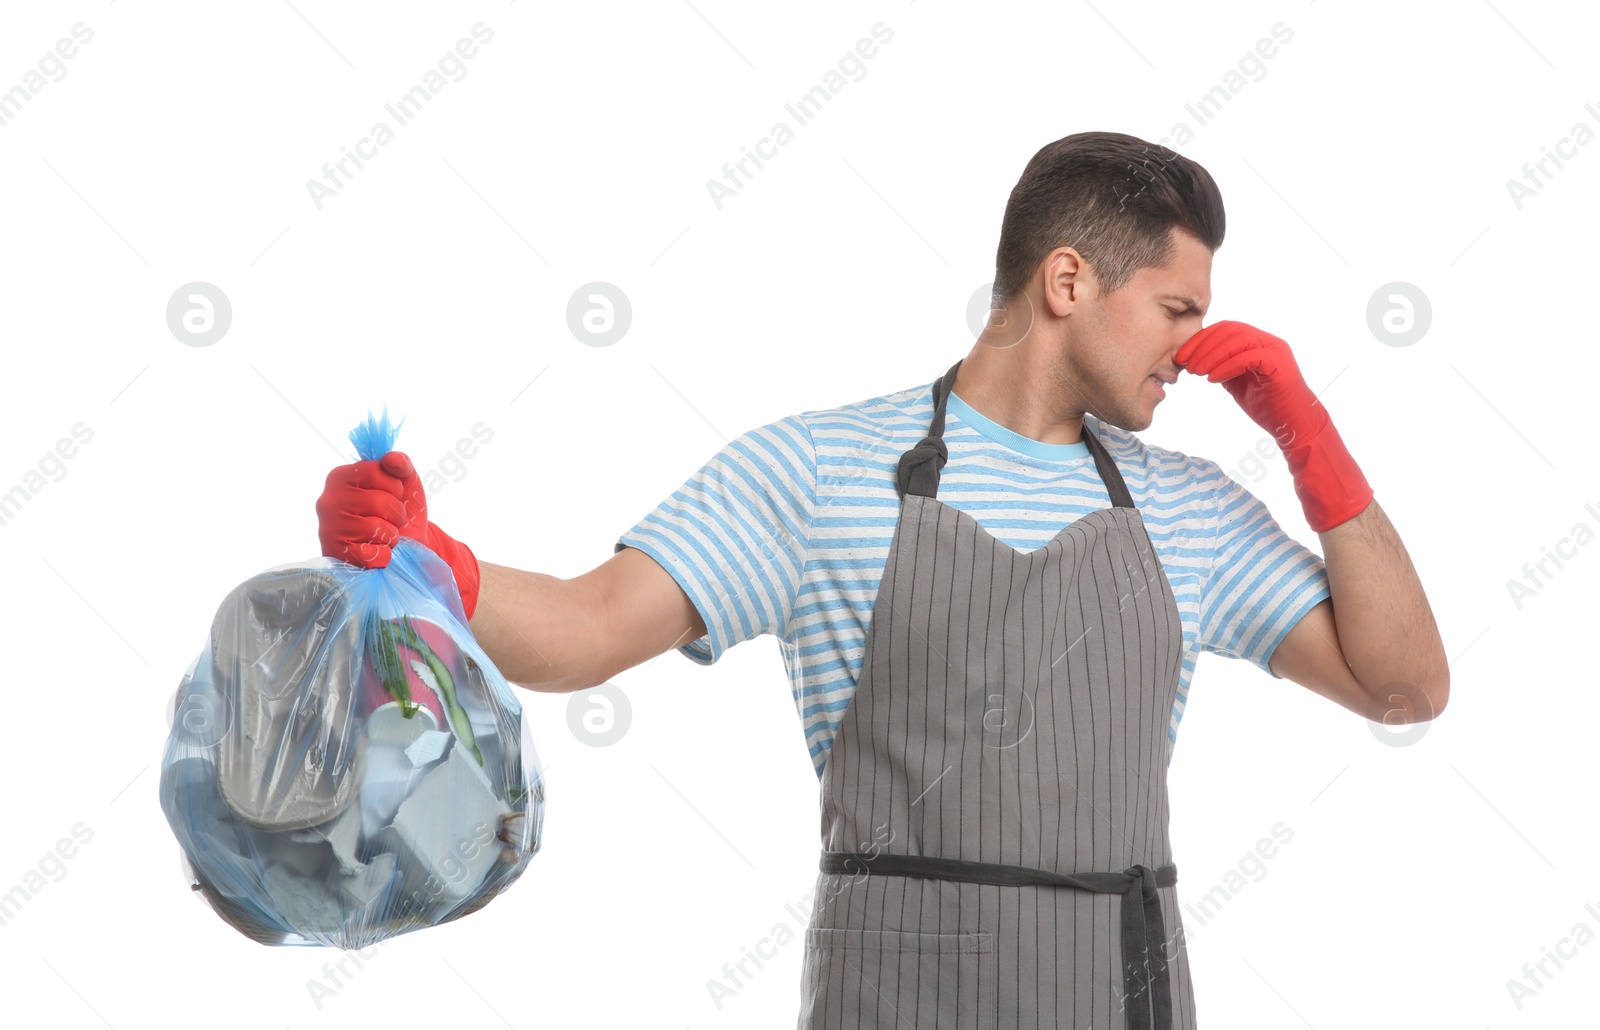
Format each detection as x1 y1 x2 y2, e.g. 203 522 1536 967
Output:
1057 230 1212 432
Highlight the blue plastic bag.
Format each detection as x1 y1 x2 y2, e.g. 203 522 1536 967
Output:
160 410 544 948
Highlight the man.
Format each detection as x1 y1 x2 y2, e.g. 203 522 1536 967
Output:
317 131 1449 1029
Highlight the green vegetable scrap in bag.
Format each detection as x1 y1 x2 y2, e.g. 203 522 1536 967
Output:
366 614 483 766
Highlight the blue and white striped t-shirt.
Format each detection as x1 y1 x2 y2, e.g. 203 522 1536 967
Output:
615 375 1331 779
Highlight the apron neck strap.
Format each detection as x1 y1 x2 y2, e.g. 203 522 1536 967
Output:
896 358 1137 510
895 359 962 499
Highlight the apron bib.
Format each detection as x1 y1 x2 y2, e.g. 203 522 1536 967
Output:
798 359 1197 1030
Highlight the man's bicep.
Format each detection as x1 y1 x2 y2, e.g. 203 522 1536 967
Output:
573 544 709 686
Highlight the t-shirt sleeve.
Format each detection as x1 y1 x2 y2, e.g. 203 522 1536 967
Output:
613 414 816 666
1196 459 1331 678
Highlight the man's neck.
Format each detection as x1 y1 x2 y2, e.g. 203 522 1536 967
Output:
953 343 1086 447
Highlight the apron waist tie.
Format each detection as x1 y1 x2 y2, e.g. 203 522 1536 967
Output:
819 851 1177 1030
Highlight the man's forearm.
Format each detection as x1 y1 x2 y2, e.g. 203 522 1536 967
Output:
467 560 598 692
1318 499 1450 720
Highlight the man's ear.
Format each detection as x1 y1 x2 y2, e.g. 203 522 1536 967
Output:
1041 246 1088 318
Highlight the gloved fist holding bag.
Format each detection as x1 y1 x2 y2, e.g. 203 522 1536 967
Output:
316 445 482 621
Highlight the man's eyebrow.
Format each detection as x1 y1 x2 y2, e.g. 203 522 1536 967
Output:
1161 295 1207 315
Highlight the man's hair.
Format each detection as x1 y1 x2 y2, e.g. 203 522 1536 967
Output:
992 131 1226 303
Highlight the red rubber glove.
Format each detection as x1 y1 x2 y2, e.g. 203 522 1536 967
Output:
316 451 482 620
1175 321 1373 532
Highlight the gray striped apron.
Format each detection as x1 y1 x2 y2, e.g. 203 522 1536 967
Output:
798 359 1197 1030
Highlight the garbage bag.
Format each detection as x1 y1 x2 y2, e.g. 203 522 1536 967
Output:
159 410 544 948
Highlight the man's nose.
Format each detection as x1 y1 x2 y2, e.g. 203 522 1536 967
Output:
1173 321 1207 367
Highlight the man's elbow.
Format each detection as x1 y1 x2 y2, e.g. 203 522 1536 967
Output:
1415 643 1452 721
1365 667 1449 724
1424 668 1450 720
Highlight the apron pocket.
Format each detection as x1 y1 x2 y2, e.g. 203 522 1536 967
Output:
800 927 996 1030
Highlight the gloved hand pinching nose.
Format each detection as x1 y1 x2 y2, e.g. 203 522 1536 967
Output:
1175 320 1374 532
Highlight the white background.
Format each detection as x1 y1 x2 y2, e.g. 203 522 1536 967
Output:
1 1 1596 1027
